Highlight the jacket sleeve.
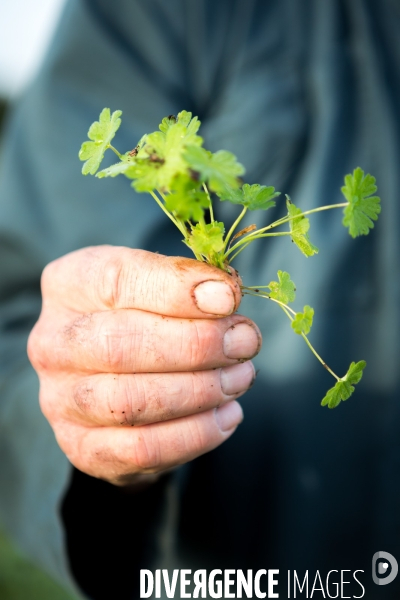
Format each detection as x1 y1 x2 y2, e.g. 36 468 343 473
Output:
0 0 207 593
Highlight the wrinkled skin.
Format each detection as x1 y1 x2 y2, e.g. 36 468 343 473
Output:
28 246 261 486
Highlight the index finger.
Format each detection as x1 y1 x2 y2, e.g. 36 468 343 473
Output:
42 246 242 318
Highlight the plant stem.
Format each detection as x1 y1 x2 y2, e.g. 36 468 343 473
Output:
225 231 292 261
227 241 256 263
158 189 168 202
245 285 276 289
242 289 340 381
256 203 349 235
299 333 340 381
158 189 190 240
223 207 248 251
108 144 123 159
149 191 188 239
243 290 296 316
202 183 214 223
222 203 348 263
154 190 205 262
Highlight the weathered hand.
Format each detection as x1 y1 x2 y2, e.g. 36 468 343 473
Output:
28 246 261 485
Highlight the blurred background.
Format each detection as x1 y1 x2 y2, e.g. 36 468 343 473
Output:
0 0 66 100
0 4 78 598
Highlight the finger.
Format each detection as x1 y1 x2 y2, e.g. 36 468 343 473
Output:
54 401 244 485
36 309 261 373
42 246 242 317
41 361 255 426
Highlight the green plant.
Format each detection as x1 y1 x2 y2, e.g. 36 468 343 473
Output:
79 109 381 408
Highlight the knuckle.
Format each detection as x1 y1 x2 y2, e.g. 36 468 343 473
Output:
186 321 217 367
38 384 63 424
62 313 93 344
90 445 122 469
187 418 209 454
96 330 125 370
146 375 177 417
99 254 125 309
190 372 213 406
73 380 95 414
141 261 166 309
27 322 40 366
38 386 53 421
40 259 57 296
133 430 162 471
98 313 144 371
27 318 49 372
105 376 143 425
119 376 144 420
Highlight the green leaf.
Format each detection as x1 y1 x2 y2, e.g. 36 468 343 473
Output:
165 175 209 222
126 159 165 192
321 360 366 408
188 222 225 256
177 110 201 134
184 146 245 194
292 305 314 335
96 135 150 179
159 114 177 133
130 116 203 192
218 183 280 211
129 133 148 159
96 155 136 179
287 198 319 257
342 167 381 237
267 270 296 303
79 108 122 175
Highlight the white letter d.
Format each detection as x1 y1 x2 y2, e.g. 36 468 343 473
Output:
140 570 154 598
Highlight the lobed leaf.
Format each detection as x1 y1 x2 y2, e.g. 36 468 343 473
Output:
267 270 296 303
130 116 203 192
341 167 381 237
184 146 245 194
79 108 122 175
188 222 225 256
321 360 366 408
165 175 209 222
292 305 314 335
159 114 177 133
219 183 280 211
287 198 319 257
177 110 201 137
96 156 136 179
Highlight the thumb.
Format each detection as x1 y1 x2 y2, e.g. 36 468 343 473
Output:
42 245 243 318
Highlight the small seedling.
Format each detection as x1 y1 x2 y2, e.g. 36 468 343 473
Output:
79 109 381 408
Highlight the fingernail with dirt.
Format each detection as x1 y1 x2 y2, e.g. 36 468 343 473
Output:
194 280 236 315
220 361 256 395
223 322 261 359
215 401 244 432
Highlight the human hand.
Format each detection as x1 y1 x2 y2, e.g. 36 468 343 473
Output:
28 246 261 485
